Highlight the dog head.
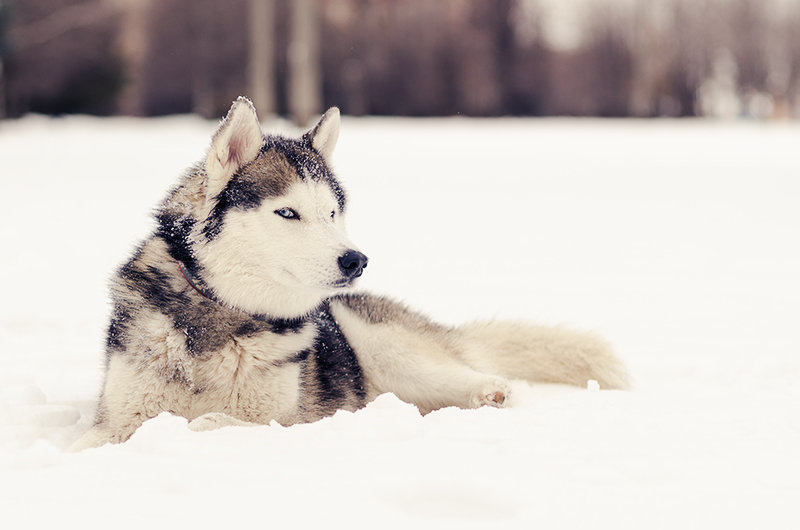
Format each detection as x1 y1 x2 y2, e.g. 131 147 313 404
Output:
175 97 367 318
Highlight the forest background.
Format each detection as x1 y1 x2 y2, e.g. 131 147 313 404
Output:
2 0 798 124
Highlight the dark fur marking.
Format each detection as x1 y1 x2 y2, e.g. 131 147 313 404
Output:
233 320 263 337
269 317 309 335
267 136 347 212
182 322 211 356
201 192 231 240
114 248 318 359
274 348 312 367
117 257 225 357
308 302 367 405
203 141 303 240
155 212 197 271
118 260 191 310
233 315 306 338
106 304 132 353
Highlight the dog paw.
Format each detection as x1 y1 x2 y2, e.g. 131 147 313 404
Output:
188 412 256 432
471 379 511 408
69 428 115 452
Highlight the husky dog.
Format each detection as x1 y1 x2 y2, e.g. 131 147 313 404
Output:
72 97 629 450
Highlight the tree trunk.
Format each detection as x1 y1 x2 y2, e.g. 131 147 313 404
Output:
191 0 215 118
117 0 151 116
288 0 321 126
0 58 5 119
248 0 276 119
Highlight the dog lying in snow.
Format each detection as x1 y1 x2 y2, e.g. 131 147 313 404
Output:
73 97 629 450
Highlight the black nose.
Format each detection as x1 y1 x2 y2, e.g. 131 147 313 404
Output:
338 250 368 280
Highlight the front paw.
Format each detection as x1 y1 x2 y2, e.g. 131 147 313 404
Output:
471 379 511 408
188 412 255 432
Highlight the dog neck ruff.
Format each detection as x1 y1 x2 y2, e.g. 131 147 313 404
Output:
178 262 216 302
176 261 317 324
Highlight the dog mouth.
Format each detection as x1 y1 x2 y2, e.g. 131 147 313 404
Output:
331 277 357 289
281 270 355 290
280 266 363 291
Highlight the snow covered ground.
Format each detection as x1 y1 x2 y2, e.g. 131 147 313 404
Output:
1 114 798 528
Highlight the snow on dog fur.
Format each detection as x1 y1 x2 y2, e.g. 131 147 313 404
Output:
72 97 629 450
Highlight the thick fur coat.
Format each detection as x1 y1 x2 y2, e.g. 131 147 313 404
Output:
73 98 629 450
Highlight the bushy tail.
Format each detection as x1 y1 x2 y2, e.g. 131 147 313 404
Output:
457 322 630 390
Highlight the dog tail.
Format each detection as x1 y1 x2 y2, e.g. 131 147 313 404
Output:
457 321 631 390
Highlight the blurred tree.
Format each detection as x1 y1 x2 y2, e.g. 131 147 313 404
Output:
724 0 773 116
453 0 509 116
628 0 672 116
190 0 220 118
506 0 550 115
116 0 150 115
369 1 453 115
727 0 769 95
661 0 710 116
138 0 247 117
247 0 276 119
4 0 123 116
782 7 800 116
320 0 369 115
0 0 7 119
2 0 798 119
288 0 321 125
625 0 714 116
580 5 633 116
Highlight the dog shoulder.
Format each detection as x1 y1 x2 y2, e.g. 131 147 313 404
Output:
330 292 448 332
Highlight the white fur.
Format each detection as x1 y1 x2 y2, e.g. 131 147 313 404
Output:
72 307 317 450
329 302 512 414
327 303 629 416
193 180 362 317
457 322 630 390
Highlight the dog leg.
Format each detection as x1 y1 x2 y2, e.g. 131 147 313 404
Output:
330 301 512 413
71 355 174 450
69 423 135 451
369 356 512 415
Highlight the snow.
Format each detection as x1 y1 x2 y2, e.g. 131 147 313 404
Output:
1 114 799 528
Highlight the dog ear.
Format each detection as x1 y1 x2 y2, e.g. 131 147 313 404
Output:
206 97 264 199
304 107 340 162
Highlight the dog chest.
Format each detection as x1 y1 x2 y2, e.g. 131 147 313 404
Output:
175 321 316 423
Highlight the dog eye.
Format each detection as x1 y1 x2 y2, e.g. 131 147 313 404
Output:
275 208 299 220
330 210 335 220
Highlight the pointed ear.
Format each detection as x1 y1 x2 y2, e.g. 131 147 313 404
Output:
304 107 340 162
205 97 264 199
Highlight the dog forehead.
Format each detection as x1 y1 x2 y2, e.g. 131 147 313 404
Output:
242 136 346 211
240 148 302 191
281 178 340 210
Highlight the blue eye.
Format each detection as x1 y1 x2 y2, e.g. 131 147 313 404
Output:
275 208 299 220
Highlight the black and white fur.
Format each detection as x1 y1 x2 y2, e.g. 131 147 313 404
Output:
73 98 629 450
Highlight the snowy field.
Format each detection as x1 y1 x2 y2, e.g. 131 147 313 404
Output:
1 114 798 528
